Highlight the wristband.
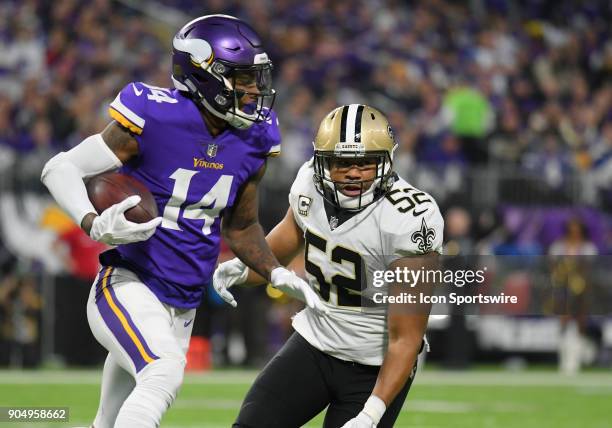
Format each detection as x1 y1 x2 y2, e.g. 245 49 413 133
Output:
362 395 386 425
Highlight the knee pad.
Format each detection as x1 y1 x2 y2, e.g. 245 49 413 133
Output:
136 357 185 404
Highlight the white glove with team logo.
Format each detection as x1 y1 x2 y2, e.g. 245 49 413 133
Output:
340 396 386 428
89 195 162 245
270 266 329 314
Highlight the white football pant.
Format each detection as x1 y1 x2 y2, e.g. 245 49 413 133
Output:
87 266 196 428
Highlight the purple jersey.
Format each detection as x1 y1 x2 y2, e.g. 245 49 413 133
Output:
101 81 281 308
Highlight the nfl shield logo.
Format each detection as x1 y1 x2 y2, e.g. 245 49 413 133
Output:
329 216 339 230
206 144 218 158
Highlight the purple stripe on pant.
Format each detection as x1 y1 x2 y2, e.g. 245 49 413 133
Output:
95 267 159 372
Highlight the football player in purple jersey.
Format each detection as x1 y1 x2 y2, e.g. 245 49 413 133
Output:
41 15 325 428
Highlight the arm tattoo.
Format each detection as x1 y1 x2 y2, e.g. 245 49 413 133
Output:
101 121 139 162
223 163 280 280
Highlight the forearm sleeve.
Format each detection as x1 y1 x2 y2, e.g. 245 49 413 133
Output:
41 133 122 226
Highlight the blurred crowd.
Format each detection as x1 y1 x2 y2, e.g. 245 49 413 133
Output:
0 0 611 367
0 0 611 196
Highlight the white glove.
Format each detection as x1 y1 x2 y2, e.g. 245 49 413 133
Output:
270 267 328 314
212 257 249 308
212 261 329 314
340 395 386 428
89 195 162 245
340 412 376 428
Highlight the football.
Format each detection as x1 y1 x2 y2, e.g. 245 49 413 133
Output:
86 172 158 223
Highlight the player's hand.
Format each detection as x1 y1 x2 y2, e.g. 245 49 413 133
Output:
341 395 386 428
340 412 376 428
89 195 162 245
212 257 249 308
270 267 329 314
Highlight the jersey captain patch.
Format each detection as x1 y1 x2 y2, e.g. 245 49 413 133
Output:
298 195 312 216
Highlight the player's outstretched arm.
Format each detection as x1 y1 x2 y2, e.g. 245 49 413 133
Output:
41 121 160 244
246 206 305 285
341 253 438 428
221 162 281 280
213 206 304 305
219 168 325 312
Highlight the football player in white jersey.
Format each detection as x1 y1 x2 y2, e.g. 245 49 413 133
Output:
214 104 444 428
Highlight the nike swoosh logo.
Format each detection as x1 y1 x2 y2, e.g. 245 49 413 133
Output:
132 84 143 96
413 208 428 217
184 319 193 328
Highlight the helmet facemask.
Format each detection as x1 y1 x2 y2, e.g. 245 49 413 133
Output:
313 149 395 211
174 59 276 130
312 104 398 211
210 61 276 128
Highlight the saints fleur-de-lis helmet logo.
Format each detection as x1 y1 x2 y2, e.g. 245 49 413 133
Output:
411 218 436 252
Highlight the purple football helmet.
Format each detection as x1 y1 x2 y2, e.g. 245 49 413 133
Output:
172 15 275 129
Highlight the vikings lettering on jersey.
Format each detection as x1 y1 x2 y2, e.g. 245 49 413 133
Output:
288 160 443 365
102 82 281 309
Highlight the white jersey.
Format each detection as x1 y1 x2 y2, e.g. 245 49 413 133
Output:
289 160 444 365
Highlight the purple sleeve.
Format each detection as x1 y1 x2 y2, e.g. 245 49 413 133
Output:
108 82 148 136
261 109 281 157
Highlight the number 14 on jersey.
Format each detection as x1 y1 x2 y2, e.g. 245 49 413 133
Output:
161 168 233 235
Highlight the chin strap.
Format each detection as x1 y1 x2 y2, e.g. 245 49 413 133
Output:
200 96 255 130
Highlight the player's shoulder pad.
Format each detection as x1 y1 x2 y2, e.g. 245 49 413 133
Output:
108 82 149 135
288 159 315 230
250 108 281 157
109 82 180 135
381 176 444 255
289 159 316 200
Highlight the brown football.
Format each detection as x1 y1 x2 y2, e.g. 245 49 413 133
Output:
86 172 158 223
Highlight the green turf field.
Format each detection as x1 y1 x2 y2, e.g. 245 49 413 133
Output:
1 369 611 427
